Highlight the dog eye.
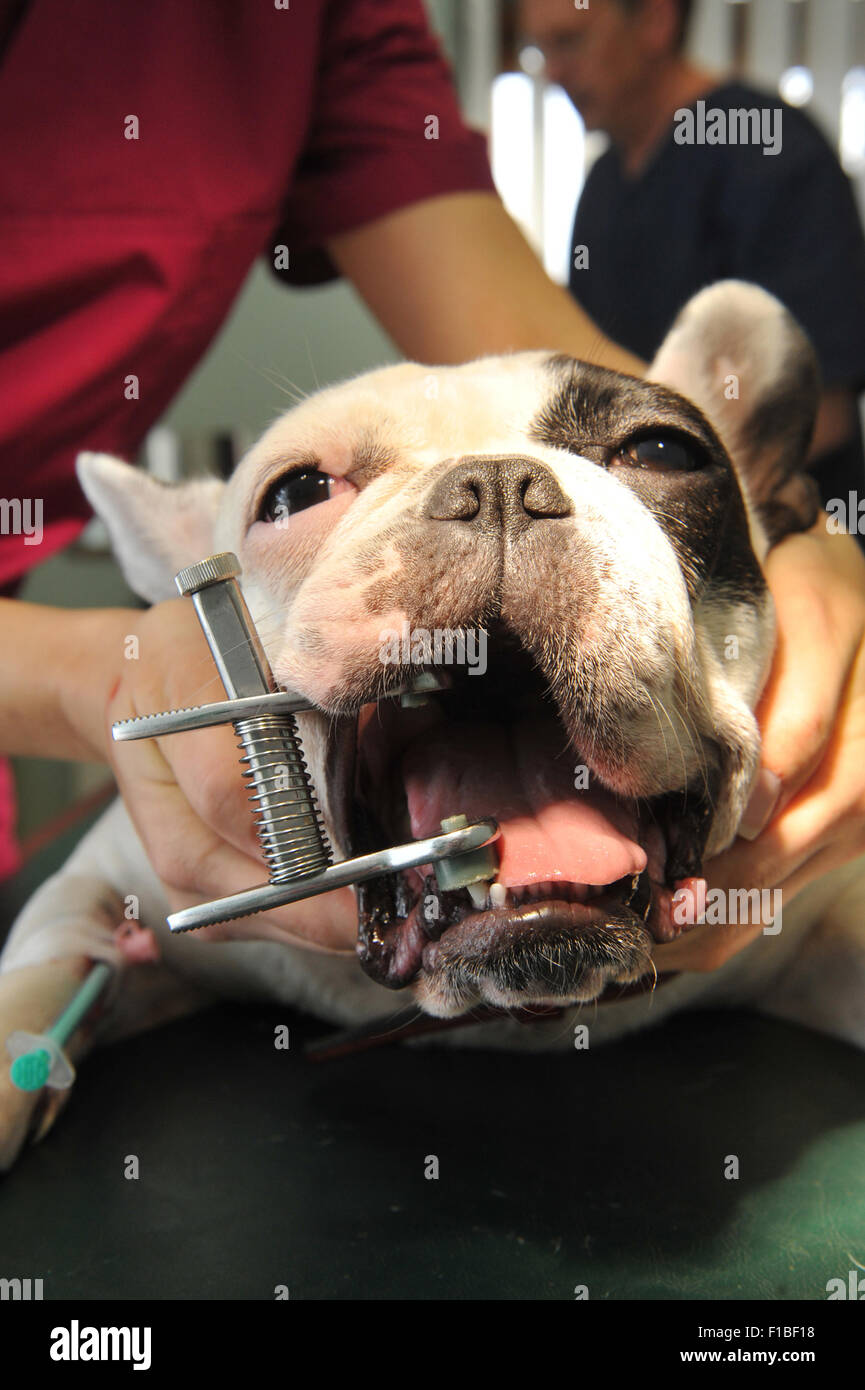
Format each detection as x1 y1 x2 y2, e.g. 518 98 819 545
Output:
611 435 704 472
260 468 333 522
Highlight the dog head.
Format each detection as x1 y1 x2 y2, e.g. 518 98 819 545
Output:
78 281 819 1017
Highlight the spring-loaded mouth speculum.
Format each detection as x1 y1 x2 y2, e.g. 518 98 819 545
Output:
110 551 499 936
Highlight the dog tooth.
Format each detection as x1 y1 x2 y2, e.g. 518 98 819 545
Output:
489 882 509 909
466 881 489 911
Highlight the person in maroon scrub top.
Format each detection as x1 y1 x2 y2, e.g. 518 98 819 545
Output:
0 0 863 986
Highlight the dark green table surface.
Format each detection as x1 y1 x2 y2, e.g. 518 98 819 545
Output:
2 1000 864 1301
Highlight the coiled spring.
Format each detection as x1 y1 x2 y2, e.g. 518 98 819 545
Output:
234 713 332 883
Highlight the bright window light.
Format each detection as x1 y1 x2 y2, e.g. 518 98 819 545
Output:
518 44 544 78
542 86 585 283
840 66 865 176
492 73 585 285
779 64 814 107
491 72 536 240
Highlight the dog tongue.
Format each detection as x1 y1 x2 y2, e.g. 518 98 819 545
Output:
401 719 646 887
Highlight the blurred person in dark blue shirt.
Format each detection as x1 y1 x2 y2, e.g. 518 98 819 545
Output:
519 0 865 516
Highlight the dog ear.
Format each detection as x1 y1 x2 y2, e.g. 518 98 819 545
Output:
647 280 821 548
76 452 225 603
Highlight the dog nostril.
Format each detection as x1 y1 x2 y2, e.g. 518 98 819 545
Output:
425 471 483 522
463 483 482 521
520 472 570 519
425 456 572 528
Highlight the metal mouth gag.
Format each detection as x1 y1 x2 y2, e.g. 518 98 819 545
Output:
111 553 500 934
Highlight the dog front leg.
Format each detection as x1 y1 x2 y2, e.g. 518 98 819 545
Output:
0 953 98 1170
0 868 215 1169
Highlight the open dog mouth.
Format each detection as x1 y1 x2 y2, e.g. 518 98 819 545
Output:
344 630 707 1016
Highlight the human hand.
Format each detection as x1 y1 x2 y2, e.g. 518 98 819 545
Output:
102 598 357 954
654 519 865 973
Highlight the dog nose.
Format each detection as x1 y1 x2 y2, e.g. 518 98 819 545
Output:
424 456 573 532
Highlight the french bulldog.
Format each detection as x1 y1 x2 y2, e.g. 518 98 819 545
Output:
2 280 864 1169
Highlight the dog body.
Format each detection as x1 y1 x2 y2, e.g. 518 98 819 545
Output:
2 281 864 1163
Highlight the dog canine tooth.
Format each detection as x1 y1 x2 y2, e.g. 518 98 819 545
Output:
466 882 489 911
489 882 509 909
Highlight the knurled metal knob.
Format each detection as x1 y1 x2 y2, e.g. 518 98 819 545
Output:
175 551 241 597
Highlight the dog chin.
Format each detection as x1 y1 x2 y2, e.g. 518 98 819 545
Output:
410 905 655 1017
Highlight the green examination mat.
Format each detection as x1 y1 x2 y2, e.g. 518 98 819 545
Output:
1 1002 863 1300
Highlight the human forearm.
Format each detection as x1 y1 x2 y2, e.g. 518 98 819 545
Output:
0 599 130 762
327 192 645 375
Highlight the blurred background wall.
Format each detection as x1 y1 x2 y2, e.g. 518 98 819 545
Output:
130 0 865 432
14 0 865 840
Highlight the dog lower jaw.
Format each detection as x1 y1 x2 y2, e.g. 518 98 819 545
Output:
356 884 656 1016
344 652 711 1014
412 904 655 1019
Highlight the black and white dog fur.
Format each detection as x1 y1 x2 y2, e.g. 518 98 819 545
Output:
2 282 864 1168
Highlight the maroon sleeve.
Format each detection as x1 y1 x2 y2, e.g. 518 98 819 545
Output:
272 0 496 285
